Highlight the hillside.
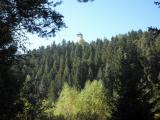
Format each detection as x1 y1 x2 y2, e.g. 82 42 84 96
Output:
20 30 160 120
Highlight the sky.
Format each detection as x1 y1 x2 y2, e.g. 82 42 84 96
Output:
27 0 160 49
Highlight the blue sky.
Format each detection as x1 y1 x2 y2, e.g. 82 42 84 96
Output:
27 0 160 49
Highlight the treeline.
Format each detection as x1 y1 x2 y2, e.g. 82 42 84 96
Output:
19 30 160 120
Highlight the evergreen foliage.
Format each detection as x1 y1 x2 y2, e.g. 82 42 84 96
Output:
0 0 65 119
21 30 160 120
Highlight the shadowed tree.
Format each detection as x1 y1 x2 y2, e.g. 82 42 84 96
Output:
0 0 65 119
0 0 95 119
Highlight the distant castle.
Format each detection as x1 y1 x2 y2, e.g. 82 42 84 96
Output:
76 33 86 44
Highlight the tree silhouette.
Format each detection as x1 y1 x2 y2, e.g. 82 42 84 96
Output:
0 0 65 119
78 0 94 2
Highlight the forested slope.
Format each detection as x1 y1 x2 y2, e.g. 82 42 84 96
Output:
20 30 160 120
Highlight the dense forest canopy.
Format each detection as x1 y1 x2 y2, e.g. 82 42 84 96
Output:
0 0 88 119
0 0 160 120
18 30 160 120
0 0 66 119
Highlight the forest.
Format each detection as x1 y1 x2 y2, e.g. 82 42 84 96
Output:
16 30 159 120
0 0 160 120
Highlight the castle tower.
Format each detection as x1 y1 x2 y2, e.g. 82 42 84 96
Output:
76 33 85 44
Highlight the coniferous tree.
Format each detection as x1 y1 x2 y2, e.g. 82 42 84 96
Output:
21 30 160 120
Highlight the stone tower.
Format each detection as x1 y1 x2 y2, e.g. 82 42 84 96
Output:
76 33 85 44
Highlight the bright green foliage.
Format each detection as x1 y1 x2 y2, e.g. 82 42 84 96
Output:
44 80 111 120
54 83 79 118
78 80 111 120
21 30 160 120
